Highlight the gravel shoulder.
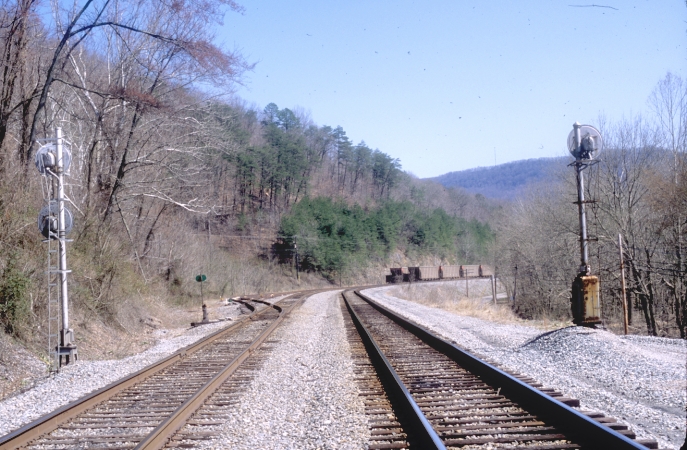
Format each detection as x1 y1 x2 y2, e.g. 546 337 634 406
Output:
0 292 368 449
1 284 683 449
198 289 369 449
363 282 687 450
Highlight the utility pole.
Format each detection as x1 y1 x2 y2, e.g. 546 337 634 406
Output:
294 237 300 282
491 275 497 305
618 234 629 335
464 267 469 298
513 265 517 302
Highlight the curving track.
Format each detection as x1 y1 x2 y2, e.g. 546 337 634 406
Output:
343 289 659 450
0 286 666 449
0 293 308 450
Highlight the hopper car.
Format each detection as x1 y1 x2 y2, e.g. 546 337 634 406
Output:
386 264 493 283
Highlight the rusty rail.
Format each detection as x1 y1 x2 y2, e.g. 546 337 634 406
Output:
136 294 304 449
0 295 298 450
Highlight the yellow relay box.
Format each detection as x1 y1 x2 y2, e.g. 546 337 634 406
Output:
572 275 601 325
580 275 601 322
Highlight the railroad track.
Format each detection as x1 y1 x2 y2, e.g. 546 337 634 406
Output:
342 289 660 450
0 293 309 450
340 296 408 449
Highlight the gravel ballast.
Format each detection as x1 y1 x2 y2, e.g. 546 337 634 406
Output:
0 291 369 449
197 289 369 449
0 298 281 437
363 282 687 450
1 285 683 449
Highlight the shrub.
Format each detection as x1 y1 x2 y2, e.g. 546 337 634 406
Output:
0 254 31 336
278 197 494 280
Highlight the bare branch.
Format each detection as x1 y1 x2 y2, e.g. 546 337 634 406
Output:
568 4 619 10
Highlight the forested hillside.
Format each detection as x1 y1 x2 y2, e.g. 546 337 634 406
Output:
0 0 683 360
0 1 495 351
430 157 566 201
278 197 493 281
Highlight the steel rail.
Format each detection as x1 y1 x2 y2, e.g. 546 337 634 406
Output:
136 293 305 449
339 295 408 449
234 297 283 311
234 299 256 312
353 289 650 450
343 291 446 449
0 297 287 450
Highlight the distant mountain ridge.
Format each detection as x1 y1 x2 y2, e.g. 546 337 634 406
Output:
429 157 568 201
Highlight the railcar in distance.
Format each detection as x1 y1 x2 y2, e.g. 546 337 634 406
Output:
386 264 493 283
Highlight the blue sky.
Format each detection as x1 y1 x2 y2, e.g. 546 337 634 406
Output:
217 1 686 178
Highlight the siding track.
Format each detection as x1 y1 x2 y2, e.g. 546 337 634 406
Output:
0 286 666 449
343 289 659 450
0 293 309 450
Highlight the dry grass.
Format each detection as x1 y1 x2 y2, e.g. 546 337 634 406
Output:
388 281 571 330
389 281 518 323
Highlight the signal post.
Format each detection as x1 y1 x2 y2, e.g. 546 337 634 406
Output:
567 122 602 326
36 128 77 367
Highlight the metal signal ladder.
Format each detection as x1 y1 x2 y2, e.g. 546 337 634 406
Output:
46 238 59 372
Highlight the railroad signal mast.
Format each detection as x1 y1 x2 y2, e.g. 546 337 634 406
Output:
196 274 208 323
36 127 77 368
567 122 602 326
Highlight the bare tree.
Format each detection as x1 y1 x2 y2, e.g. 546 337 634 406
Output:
0 0 42 172
495 106 685 336
494 174 580 320
26 0 248 159
647 72 687 337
